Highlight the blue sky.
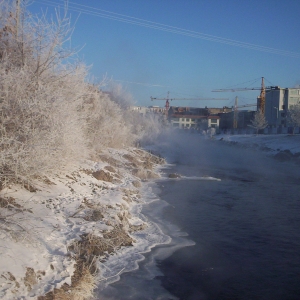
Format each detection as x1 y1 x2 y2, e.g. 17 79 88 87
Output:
28 0 300 108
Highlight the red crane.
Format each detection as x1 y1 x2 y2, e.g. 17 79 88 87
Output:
150 92 228 116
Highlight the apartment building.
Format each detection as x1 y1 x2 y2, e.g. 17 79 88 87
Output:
265 87 300 127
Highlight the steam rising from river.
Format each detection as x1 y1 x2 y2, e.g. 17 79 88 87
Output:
97 131 300 299
153 131 297 181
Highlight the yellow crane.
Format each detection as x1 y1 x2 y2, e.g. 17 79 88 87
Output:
150 92 229 116
212 77 277 114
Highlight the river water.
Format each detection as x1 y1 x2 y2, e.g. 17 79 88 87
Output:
98 134 300 300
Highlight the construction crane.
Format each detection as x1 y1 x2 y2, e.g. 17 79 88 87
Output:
232 96 256 129
150 92 229 116
212 77 277 114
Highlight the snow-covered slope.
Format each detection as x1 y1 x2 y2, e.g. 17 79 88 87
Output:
217 134 300 162
217 134 300 154
0 148 165 299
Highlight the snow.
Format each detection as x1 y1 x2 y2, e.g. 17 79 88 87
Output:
0 134 299 299
217 133 300 154
0 148 167 299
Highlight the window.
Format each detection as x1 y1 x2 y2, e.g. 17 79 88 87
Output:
211 119 218 123
282 105 285 109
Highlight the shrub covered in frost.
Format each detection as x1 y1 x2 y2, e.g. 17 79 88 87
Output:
0 1 164 187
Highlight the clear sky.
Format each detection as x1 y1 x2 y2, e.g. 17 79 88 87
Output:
28 0 300 108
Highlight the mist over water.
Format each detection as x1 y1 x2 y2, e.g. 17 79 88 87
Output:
98 133 300 300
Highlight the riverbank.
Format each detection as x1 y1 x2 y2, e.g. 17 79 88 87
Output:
216 134 300 163
143 132 300 300
0 148 165 299
1 133 299 299
216 133 300 153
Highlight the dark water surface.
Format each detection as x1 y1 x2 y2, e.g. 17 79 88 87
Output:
155 136 300 300
99 135 300 300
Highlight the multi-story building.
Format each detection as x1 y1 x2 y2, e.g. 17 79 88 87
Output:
131 105 165 116
218 110 256 131
168 106 220 131
265 87 300 128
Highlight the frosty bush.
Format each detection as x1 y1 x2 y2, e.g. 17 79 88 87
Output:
108 82 134 110
0 3 87 183
0 58 89 183
249 109 268 134
0 1 164 187
100 82 165 147
131 112 164 145
288 104 300 133
80 86 135 151
0 3 116 185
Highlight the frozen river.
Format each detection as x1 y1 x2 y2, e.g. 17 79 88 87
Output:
99 134 300 300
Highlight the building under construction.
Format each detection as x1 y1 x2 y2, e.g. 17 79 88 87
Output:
167 106 232 131
143 80 300 133
167 105 258 132
218 110 256 131
213 77 300 131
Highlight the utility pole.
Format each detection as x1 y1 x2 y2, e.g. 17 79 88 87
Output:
233 96 238 129
259 77 266 114
16 0 20 38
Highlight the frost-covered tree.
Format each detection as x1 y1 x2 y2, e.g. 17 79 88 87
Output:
0 2 88 182
107 82 134 110
132 112 164 145
80 86 136 151
288 104 300 134
0 1 163 187
0 2 131 185
249 109 268 134
207 127 216 138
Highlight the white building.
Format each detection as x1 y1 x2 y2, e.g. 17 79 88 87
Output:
169 114 220 131
265 87 300 128
130 106 165 116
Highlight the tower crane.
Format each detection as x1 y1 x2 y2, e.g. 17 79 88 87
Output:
232 96 256 129
212 77 278 114
150 92 228 116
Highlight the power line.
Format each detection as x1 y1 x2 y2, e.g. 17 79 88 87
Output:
114 80 169 88
33 0 300 58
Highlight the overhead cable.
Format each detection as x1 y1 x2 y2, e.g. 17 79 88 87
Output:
34 0 300 58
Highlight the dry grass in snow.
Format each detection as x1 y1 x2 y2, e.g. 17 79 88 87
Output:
0 147 165 299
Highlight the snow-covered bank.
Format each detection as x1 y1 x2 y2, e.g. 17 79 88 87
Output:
1 132 299 299
217 134 300 154
145 132 298 166
0 148 166 299
216 134 300 163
